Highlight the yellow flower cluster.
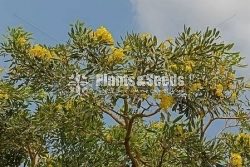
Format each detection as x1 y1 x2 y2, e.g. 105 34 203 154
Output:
230 92 237 101
230 153 243 167
104 133 113 143
55 104 63 111
169 64 178 71
94 26 114 44
158 93 175 110
215 83 224 97
184 60 195 73
65 100 74 111
175 125 184 137
190 82 202 92
17 37 27 46
0 92 9 100
108 48 125 63
29 45 53 60
236 133 250 147
152 122 164 129
219 66 226 74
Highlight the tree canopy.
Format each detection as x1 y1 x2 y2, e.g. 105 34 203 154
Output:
0 22 249 167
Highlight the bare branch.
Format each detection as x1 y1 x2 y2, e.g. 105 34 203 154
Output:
202 116 250 138
141 108 161 118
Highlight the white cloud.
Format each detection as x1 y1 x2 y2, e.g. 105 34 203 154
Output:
130 0 250 78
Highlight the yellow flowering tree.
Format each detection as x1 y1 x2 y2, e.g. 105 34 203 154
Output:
0 22 249 167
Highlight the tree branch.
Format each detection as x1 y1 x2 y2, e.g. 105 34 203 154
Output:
202 116 250 138
124 116 139 167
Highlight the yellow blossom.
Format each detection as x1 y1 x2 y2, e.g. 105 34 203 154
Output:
186 60 195 66
152 122 164 129
17 37 27 46
219 66 225 74
230 153 242 167
190 83 202 92
236 133 250 147
94 26 114 44
0 93 9 99
175 125 184 137
185 65 192 73
108 48 125 63
158 93 175 110
228 72 236 80
169 64 178 71
65 100 73 111
104 133 113 143
29 45 53 60
55 104 63 111
230 92 237 101
184 61 194 73
215 84 224 97
184 60 195 73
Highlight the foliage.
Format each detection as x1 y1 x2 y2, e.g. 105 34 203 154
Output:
0 22 249 167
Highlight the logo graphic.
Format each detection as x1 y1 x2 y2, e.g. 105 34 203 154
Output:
67 73 185 94
68 73 89 95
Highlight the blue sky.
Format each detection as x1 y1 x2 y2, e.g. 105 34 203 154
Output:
0 0 249 136
0 0 136 44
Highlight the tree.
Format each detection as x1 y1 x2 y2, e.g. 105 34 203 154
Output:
0 22 249 167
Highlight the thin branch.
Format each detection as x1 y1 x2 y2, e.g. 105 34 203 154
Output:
141 108 161 118
101 108 125 127
216 124 240 137
157 147 167 167
202 116 250 138
141 105 152 114
81 97 125 126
